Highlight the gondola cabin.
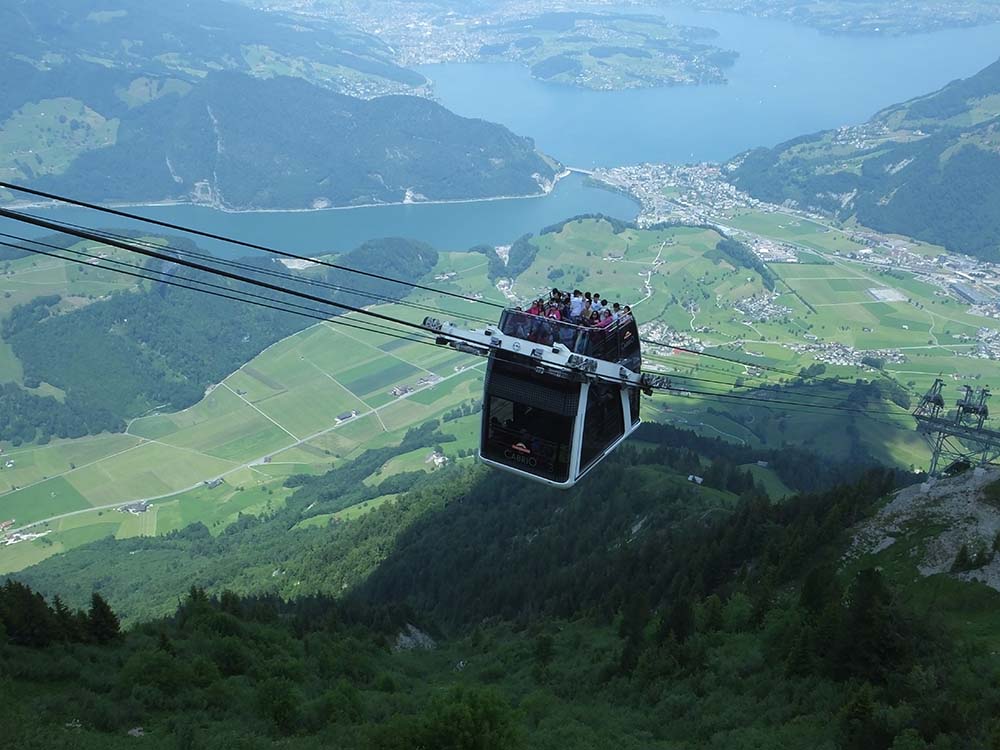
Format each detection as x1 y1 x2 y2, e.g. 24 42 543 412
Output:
425 308 645 488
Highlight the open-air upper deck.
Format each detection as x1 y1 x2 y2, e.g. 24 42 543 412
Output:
496 308 641 372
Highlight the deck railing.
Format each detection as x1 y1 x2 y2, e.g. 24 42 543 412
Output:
498 308 638 368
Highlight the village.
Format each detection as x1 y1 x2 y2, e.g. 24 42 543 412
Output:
732 294 793 323
785 342 907 369
592 162 764 227
592 161 1000 319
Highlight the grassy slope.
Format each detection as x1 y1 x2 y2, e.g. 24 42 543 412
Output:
5 216 1000 571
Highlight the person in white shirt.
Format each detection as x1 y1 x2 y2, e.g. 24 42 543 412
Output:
591 294 604 314
569 290 585 322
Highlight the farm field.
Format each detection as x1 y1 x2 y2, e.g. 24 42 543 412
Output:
0 97 119 182
724 210 868 255
0 250 495 570
3 217 1000 572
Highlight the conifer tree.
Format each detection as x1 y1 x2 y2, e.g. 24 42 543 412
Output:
88 592 121 644
51 595 78 642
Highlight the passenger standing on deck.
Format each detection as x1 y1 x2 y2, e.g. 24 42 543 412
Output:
510 306 532 339
569 290 584 323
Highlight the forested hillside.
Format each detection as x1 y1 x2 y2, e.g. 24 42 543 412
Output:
24 72 559 209
0 235 437 442
7 422 1000 748
727 57 1000 261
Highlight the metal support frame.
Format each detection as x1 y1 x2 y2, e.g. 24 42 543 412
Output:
913 379 1000 476
422 316 664 391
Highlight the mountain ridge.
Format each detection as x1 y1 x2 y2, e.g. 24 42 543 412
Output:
726 57 1000 261
8 72 560 210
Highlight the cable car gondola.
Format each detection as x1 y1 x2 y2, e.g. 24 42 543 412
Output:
424 308 664 488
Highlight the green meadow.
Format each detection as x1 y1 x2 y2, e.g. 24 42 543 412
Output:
3 217 1000 571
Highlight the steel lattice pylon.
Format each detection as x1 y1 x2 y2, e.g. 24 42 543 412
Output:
913 379 1000 477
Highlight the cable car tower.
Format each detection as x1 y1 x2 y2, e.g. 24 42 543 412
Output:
913 379 1000 477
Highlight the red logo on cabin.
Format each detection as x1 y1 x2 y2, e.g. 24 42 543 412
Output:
510 442 531 455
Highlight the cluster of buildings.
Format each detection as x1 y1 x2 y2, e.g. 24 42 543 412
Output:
786 342 906 369
389 374 441 399
973 327 1000 361
117 500 151 515
827 122 923 152
426 451 449 469
333 74 427 100
592 163 763 226
3 529 50 547
638 320 705 353
732 294 792 323
746 237 799 263
277 1 557 68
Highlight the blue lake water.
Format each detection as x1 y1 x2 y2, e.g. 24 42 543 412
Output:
10 11 1000 253
9 172 637 256
420 8 1000 166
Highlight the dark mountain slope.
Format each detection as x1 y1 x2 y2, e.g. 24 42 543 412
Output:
7 432 1000 748
27 72 558 209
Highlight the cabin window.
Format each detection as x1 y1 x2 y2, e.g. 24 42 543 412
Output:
629 387 640 424
483 396 573 482
580 383 626 471
482 356 579 482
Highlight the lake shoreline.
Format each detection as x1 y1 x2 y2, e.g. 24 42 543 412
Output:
5 169 577 217
5 171 639 255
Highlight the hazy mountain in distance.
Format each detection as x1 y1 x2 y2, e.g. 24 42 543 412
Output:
726 57 1000 260
0 0 424 108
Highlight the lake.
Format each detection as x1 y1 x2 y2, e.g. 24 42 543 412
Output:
10 173 638 257
10 10 1000 254
420 7 1000 166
